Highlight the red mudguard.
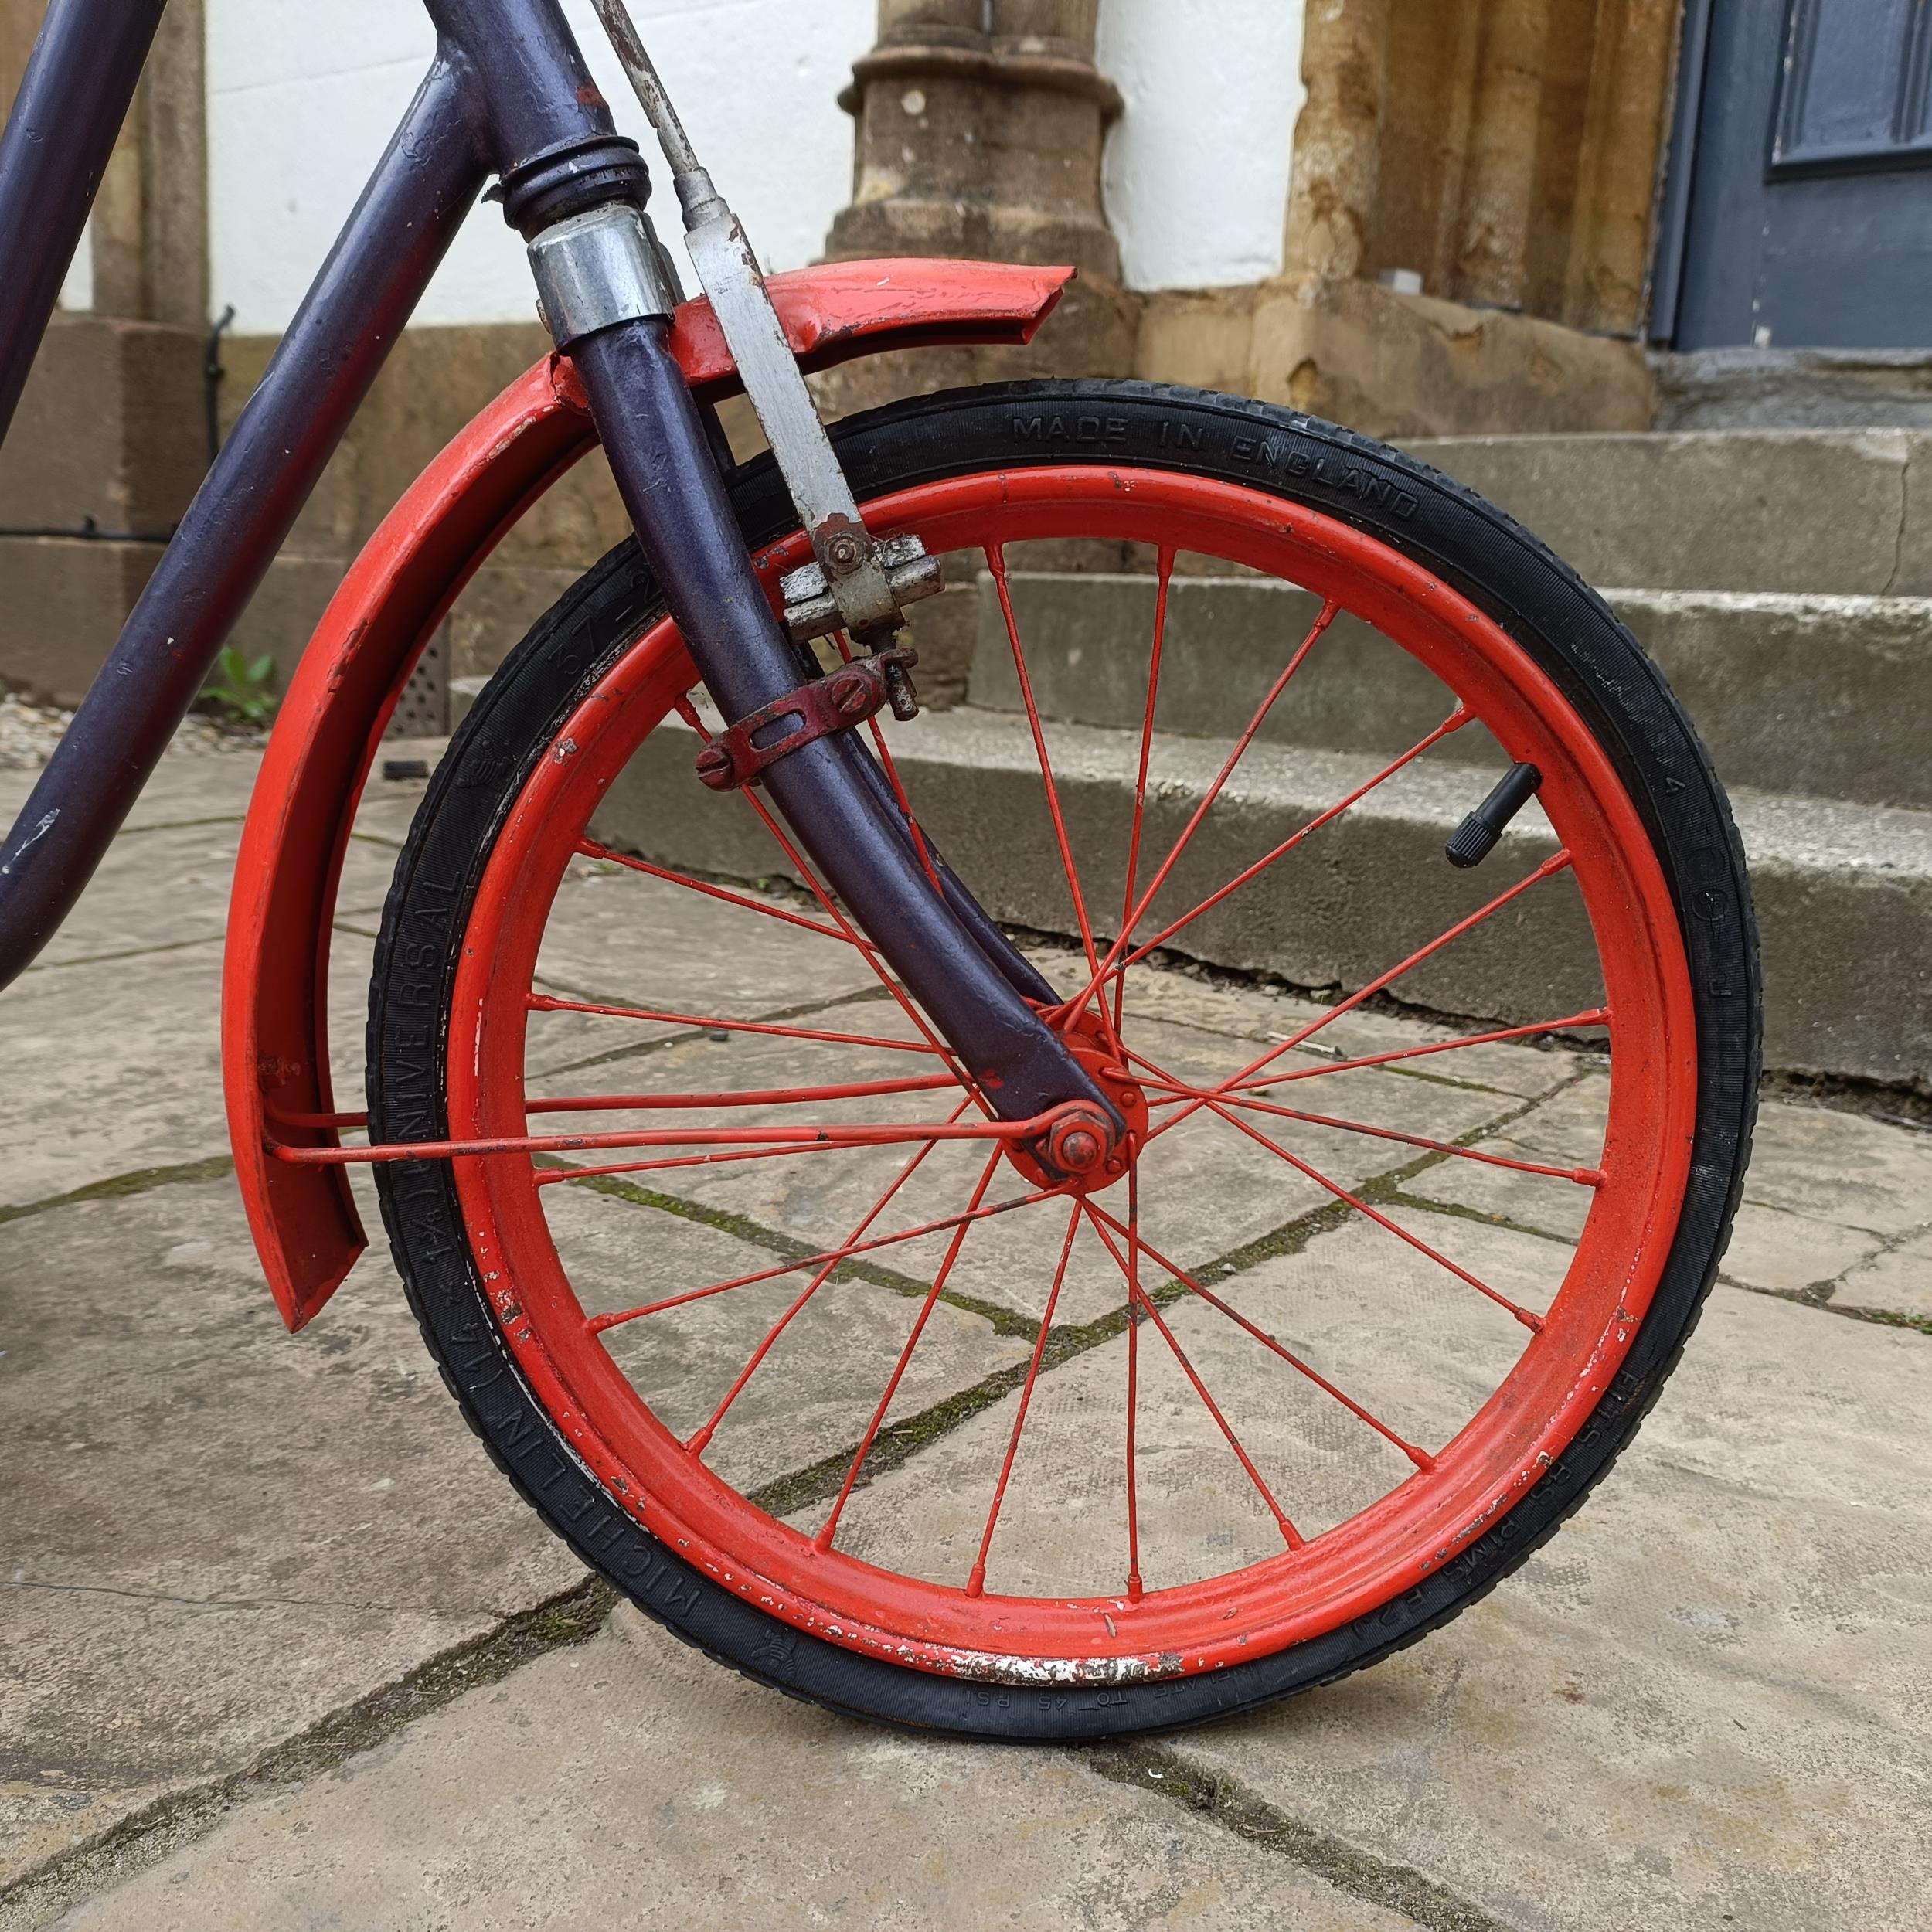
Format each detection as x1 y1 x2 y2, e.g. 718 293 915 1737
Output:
224 259 1072 1331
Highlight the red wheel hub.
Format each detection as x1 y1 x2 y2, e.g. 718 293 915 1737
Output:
1006 1009 1151 1196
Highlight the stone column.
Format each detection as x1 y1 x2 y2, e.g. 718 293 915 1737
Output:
816 0 1136 417
1281 0 1392 284
1560 0 1677 333
1454 0 1553 311
91 1 209 331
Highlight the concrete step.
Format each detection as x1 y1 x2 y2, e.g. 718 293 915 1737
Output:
966 571 1932 811
591 707 1932 1090
1400 429 1931 596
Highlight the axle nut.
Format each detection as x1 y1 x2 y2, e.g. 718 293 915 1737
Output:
1047 1114 1110 1175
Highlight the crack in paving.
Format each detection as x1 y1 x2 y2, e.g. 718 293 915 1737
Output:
0 1580 617 1932
115 813 247 837
1718 1271 1932 1340
545 1163 1039 1340
0 1578 463 1621
25 934 229 972
25 902 391 975
0 1156 236 1229
1081 1740 1519 1932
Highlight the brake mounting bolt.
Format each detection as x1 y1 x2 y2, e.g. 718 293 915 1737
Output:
825 530 864 574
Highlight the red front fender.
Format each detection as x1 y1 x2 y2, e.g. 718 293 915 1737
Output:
224 258 1072 1332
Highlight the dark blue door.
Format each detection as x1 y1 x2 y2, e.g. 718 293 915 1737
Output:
1672 0 1932 348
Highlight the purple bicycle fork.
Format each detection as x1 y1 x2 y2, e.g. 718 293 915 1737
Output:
0 0 1118 1162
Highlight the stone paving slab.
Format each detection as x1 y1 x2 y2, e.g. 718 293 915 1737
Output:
823 1213 1569 1598
0 1177 584 1889
0 743 261 837
1834 1225 1932 1319
1175 1284 1932 1932
7 732 1932 1929
53 1615 1416 1932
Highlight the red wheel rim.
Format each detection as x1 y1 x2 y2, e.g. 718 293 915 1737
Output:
445 465 1696 1684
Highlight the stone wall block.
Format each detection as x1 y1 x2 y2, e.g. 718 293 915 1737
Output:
0 537 163 706
1247 275 1653 440
0 317 206 534
1281 0 1392 284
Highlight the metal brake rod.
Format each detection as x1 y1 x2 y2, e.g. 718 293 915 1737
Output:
586 0 917 709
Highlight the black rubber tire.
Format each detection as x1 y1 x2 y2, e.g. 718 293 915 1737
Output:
368 379 1760 1740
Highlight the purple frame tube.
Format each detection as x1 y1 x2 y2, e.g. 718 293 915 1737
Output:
0 0 1114 1148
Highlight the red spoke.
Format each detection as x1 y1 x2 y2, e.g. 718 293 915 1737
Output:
523 1073 960 1114
682 1103 971 1453
526 992 947 1057
1083 1199 1437 1471
828 627 946 896
816 1144 1009 1550
965 1196 1084 1597
1124 1168 1143 1599
536 1137 858 1186
1108 707 1474 979
1084 1206 1304 1550
574 837 859 951
1060 595 1341 1028
1223 1007 1612 1097
1134 1076 1605 1187
987 545 1110 1005
1145 851 1577 1151
869 716 947 893
1116 547 1177 1032
271 1105 1078 1170
1201 1098 1544 1332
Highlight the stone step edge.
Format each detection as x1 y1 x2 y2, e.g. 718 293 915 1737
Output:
590 707 1932 1090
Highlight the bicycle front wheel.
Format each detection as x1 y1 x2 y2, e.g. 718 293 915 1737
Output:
368 380 1758 1738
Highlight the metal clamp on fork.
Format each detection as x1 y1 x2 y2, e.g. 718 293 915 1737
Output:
694 645 919 792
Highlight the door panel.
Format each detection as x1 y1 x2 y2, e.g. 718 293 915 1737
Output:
1674 0 1932 348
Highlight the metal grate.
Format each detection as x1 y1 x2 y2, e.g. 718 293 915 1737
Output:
386 626 450 738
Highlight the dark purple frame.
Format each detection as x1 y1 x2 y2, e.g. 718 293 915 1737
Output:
0 0 1119 1154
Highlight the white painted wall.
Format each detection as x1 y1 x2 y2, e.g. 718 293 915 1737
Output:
204 0 1303 333
206 0 876 333
1097 0 1302 291
57 219 93 312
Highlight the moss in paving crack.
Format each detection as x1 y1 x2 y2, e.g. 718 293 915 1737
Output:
0 1155 235 1227
1722 1275 1932 1341
1835 1304 1932 1338
0 1579 615 1929
1378 1185 1577 1248
1081 1741 1515 1932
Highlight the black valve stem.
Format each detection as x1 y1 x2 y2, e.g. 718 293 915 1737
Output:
1446 762 1543 869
